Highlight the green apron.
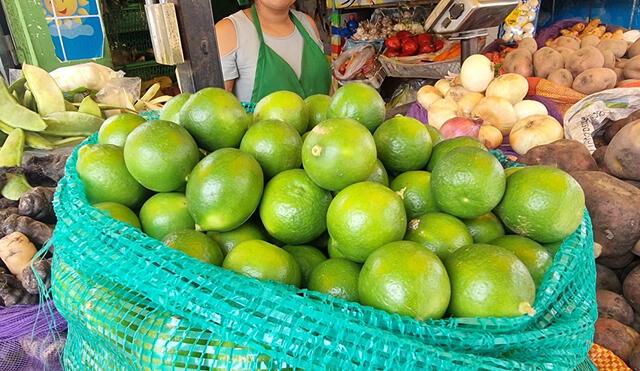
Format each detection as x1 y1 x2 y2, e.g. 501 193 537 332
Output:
249 6 331 103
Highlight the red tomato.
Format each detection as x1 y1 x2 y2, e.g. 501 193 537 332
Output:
401 38 419 56
385 36 401 51
420 43 433 54
433 40 445 51
396 31 413 39
384 49 400 57
417 33 433 45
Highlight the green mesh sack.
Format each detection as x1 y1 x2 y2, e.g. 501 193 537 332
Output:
50 135 598 370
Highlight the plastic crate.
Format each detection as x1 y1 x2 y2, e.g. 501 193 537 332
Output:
103 3 148 35
118 61 176 81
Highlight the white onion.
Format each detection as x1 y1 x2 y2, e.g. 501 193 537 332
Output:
514 100 549 121
509 114 564 155
471 96 517 135
417 85 442 110
456 92 484 117
460 54 495 93
445 85 471 104
434 79 451 96
485 73 529 105
428 99 458 129
478 125 504 149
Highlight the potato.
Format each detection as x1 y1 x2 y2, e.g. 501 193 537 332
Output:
572 171 640 257
581 35 602 48
597 289 634 325
553 47 574 67
598 252 636 269
552 35 581 50
625 265 640 312
547 69 574 87
618 58 630 68
624 56 640 79
598 39 630 58
533 47 565 78
618 260 640 282
605 120 640 180
630 344 640 371
597 264 623 293
627 180 640 189
566 46 605 76
593 136 607 148
601 49 616 68
614 68 626 84
503 49 534 77
594 318 640 363
629 39 640 58
604 111 640 143
592 146 608 171
518 37 538 55
572 68 617 95
517 139 598 172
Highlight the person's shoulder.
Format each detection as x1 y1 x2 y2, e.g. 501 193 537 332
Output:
292 10 321 38
215 16 239 56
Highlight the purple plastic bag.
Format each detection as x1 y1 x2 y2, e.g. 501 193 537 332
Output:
535 18 620 49
0 302 67 371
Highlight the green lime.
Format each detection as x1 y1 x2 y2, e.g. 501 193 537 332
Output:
259 169 332 245
327 238 348 259
302 118 376 191
390 171 438 220
163 230 224 266
92 202 141 228
178 87 250 151
239 119 302 178
159 93 191 123
463 212 505 243
544 241 563 257
505 167 524 177
426 136 486 171
253 91 309 134
222 240 301 287
186 148 264 232
374 116 433 172
124 120 200 192
304 94 331 130
327 182 406 263
425 125 444 145
445 244 536 318
97 113 146 147
490 235 553 288
282 245 327 286
405 212 473 259
76 144 148 208
327 83 385 132
207 220 267 256
495 166 585 243
139 193 195 240
431 147 506 219
359 241 450 320
366 159 390 186
308 258 360 301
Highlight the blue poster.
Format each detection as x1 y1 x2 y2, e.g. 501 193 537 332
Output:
41 0 105 62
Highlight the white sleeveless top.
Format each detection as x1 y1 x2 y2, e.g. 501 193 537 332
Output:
220 10 322 103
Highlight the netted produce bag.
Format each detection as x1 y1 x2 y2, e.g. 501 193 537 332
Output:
48 127 599 370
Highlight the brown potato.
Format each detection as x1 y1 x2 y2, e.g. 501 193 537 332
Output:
581 35 602 48
597 264 623 293
625 265 640 312
572 171 640 257
592 146 608 172
597 289 634 325
598 252 636 269
624 56 640 79
552 35 581 50
618 58 630 68
614 68 626 84
598 39 630 58
566 46 605 76
572 68 617 94
605 120 640 180
593 136 607 148
629 39 640 58
604 112 640 143
601 49 616 68
517 139 598 172
503 51 534 77
517 37 538 55
630 344 640 371
547 69 574 87
594 318 640 362
533 47 565 78
552 46 574 67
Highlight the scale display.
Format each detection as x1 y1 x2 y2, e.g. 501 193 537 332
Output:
425 0 519 34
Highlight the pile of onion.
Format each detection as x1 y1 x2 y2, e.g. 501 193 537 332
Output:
510 114 564 155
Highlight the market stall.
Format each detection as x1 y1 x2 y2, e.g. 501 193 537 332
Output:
2 0 640 370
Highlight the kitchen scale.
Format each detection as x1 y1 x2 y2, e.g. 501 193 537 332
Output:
424 0 519 62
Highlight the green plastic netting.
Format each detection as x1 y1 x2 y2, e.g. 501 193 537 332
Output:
50 135 597 370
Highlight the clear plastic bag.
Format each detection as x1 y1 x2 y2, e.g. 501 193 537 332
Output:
333 44 376 81
95 77 142 112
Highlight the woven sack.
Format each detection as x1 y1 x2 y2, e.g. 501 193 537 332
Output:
50 134 598 370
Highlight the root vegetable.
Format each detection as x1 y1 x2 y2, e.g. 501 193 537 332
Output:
614 68 626 84
566 47 605 77
572 171 640 257
547 69 574 87
444 85 471 103
624 56 640 80
478 125 503 149
552 35 581 50
503 49 534 77
630 40 640 58
439 117 482 139
517 139 598 172
0 232 37 281
518 38 538 55
594 318 640 363
592 146 608 171
485 73 528 105
601 49 616 69
459 54 494 93
624 265 640 313
631 344 640 371
417 85 442 110
428 99 458 129
23 153 68 183
434 79 451 96
456 92 484 117
0 198 17 209
0 267 38 306
597 289 634 325
20 334 66 369
618 58 631 69
597 264 622 293
18 187 55 223
581 35 601 48
572 68 617 94
598 39 630 58
598 252 636 269
1 214 53 246
605 120 640 180
533 47 565 78
20 258 52 295
514 100 548 121
471 96 517 135
509 115 564 155
605 112 640 143
553 47 574 66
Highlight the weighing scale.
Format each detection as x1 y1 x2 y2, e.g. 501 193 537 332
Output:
424 0 520 63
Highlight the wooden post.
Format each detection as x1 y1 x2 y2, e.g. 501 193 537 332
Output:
166 0 224 92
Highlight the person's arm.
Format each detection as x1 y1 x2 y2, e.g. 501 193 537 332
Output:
215 18 238 92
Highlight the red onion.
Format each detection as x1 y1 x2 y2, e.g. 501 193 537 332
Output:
439 117 483 139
